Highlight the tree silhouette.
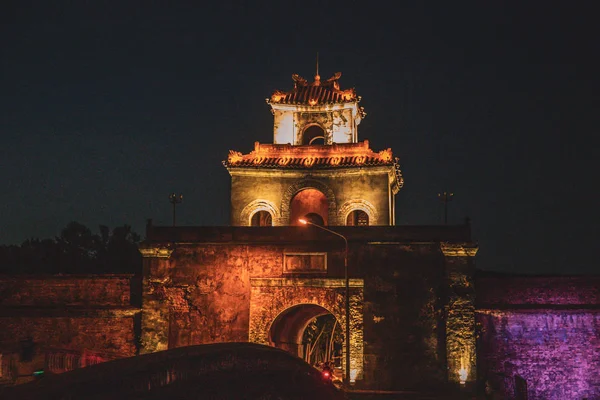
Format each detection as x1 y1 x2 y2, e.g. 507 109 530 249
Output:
0 222 142 275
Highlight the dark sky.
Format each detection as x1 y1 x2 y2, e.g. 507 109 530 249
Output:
1 1 598 274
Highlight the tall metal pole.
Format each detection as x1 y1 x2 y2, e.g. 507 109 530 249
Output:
169 193 183 227
298 219 351 387
437 191 454 224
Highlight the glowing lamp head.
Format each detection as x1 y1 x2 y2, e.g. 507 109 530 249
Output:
298 218 308 225
458 367 468 385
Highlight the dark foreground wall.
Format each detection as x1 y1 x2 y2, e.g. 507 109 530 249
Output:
476 273 600 400
0 343 346 400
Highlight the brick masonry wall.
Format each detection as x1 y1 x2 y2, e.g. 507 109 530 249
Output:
477 311 600 400
357 243 447 390
0 274 138 384
0 275 133 307
476 274 600 306
476 274 600 399
0 317 136 356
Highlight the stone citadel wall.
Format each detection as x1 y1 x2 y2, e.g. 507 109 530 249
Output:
475 273 600 400
0 275 139 384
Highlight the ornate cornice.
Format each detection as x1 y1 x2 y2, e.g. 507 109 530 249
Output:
138 246 174 259
440 242 479 257
250 278 364 288
224 141 394 168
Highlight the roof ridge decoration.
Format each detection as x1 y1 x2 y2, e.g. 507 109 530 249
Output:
269 71 359 106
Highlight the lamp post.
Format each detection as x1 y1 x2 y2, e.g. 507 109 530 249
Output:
298 218 351 387
437 191 454 224
169 193 183 227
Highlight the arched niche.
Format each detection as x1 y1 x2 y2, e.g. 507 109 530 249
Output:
240 199 280 226
302 124 326 145
251 210 273 226
290 189 329 226
339 199 378 226
281 179 338 226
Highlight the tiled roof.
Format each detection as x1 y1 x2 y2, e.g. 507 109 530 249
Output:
269 72 358 106
223 141 404 191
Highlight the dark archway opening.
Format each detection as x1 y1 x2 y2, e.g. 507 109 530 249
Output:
346 210 369 226
302 125 325 145
268 304 342 371
289 189 328 226
251 211 272 226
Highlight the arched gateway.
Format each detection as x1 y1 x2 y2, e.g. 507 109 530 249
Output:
249 278 364 382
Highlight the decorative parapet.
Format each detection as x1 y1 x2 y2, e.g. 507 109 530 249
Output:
440 242 478 257
139 245 174 259
225 141 397 168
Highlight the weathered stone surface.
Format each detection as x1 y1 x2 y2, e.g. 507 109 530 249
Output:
0 275 139 384
0 275 132 307
477 311 600 400
0 317 136 355
140 227 468 390
475 273 600 399
476 274 600 306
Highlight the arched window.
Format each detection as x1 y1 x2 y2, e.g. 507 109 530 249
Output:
251 211 272 226
346 210 369 226
304 212 325 226
302 125 325 145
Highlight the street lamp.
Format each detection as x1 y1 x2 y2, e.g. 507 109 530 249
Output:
437 191 454 224
169 193 183 227
298 218 351 387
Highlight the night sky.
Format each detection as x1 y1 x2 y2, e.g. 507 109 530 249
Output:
1 2 598 274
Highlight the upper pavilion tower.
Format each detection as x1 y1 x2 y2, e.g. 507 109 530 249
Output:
269 71 364 145
223 70 403 227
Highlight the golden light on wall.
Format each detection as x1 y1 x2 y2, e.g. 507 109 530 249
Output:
308 99 317 106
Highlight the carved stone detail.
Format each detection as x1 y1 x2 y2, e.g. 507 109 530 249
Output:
440 242 479 257
139 246 174 259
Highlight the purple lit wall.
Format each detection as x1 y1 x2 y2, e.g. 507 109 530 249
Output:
476 274 600 400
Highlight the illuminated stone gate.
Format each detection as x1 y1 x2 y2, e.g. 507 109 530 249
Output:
138 70 479 390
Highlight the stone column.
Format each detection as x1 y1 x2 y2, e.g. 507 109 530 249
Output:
139 245 173 354
441 242 478 386
348 287 364 383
